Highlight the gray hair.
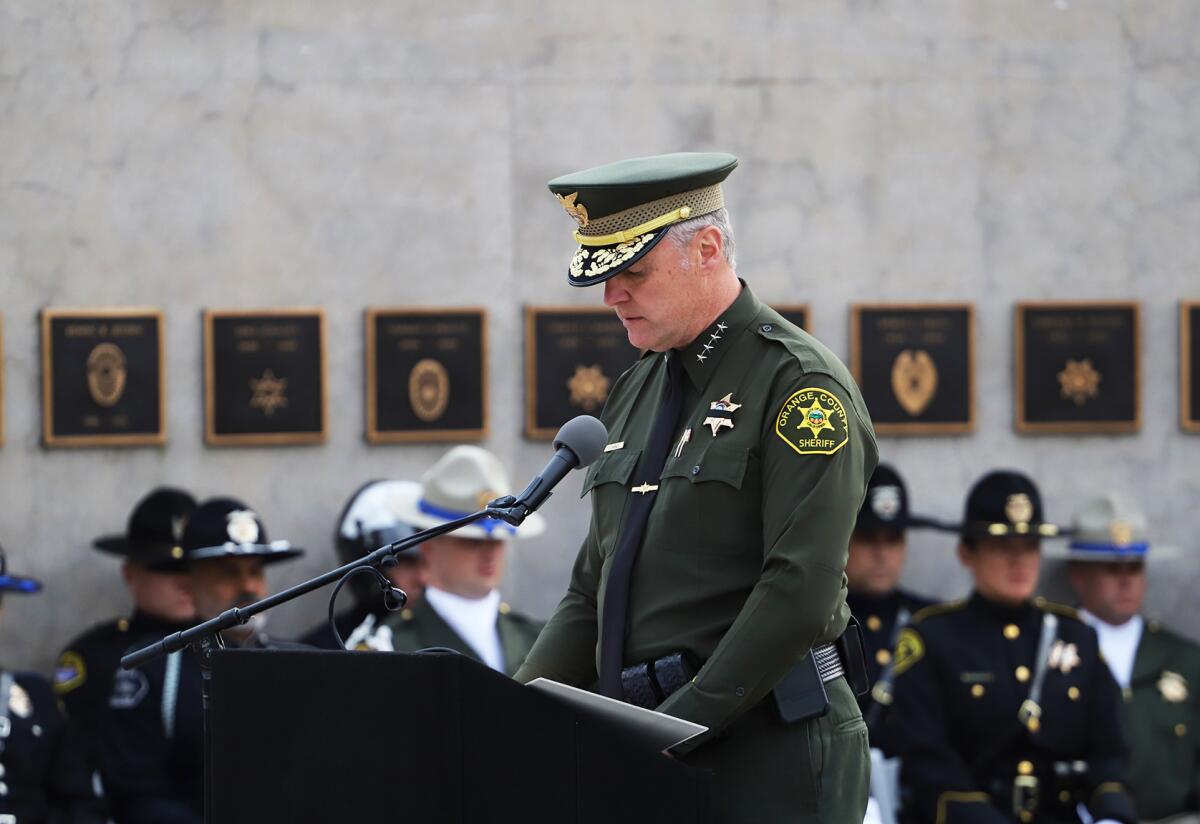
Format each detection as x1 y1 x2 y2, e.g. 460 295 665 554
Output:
667 207 736 270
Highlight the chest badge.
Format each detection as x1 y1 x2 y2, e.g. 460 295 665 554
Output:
9 683 32 719
1047 640 1081 674
703 393 742 436
1158 670 1189 703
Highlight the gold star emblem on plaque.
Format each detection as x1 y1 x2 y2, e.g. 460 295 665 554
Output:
567 364 610 412
797 398 836 438
249 369 288 416
1159 670 1189 703
1057 358 1101 406
555 192 589 227
703 393 741 436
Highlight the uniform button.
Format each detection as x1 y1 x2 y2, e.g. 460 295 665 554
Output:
1017 760 1034 775
0 780 7 796
32 724 42 737
1122 687 1133 703
761 324 773 333
1176 723 1188 737
498 602 511 615
876 649 892 666
117 618 130 632
1004 624 1020 640
1059 791 1071 803
971 684 985 698
691 465 701 475
1019 813 1033 824
1016 666 1031 683
866 615 882 632
1067 686 1080 701
735 687 745 697
0 763 4 777
1028 717 1041 733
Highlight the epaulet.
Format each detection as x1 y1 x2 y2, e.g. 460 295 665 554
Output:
498 603 539 626
1033 597 1080 620
752 306 835 374
911 599 967 625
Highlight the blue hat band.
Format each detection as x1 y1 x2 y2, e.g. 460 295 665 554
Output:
0 575 43 594
1067 541 1149 558
417 499 515 538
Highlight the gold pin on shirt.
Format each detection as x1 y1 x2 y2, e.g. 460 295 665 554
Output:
703 393 742 436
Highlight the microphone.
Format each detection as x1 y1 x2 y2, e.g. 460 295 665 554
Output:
502 416 608 519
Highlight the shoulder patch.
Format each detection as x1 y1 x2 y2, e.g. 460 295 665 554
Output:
912 599 967 625
892 627 925 677
775 387 850 456
53 651 87 695
109 668 149 710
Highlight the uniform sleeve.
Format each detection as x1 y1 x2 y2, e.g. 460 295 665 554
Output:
657 372 876 753
1080 636 1138 824
29 678 108 824
889 627 1010 824
513 521 602 687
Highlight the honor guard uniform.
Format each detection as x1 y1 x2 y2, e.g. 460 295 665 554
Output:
845 463 938 750
54 488 197 767
379 448 543 675
1062 495 1200 821
300 480 424 650
889 471 1137 824
98 498 303 824
514 153 878 822
0 546 106 824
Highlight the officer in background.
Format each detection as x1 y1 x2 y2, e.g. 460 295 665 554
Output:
98 497 303 824
55 488 197 762
845 463 938 748
515 152 877 822
0 544 106 823
889 470 1137 824
378 447 543 675
300 480 426 650
1063 494 1200 822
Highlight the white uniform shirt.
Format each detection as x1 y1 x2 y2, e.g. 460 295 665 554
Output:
425 586 505 672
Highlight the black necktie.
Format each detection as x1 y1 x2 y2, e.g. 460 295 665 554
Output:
599 352 688 699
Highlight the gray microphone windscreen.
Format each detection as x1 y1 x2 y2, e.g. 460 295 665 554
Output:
553 415 609 467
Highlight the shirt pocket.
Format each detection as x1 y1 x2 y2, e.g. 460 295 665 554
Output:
581 449 641 557
655 441 752 556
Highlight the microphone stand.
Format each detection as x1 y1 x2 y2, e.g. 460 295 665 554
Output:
119 496 531 824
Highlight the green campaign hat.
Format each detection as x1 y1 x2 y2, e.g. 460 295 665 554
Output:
548 152 738 286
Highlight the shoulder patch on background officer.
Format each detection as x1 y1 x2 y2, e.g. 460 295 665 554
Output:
912 599 966 624
892 627 925 677
110 668 149 709
54 651 87 694
774 387 850 456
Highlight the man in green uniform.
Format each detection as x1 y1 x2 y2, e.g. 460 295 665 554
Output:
379 446 544 676
1063 494 1200 821
514 152 878 822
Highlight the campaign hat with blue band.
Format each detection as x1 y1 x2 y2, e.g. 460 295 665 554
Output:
1056 494 1174 562
181 497 304 565
93 487 197 571
391 445 545 541
0 545 42 595
548 152 739 286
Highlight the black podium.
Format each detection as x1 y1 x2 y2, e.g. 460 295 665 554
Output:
207 649 710 823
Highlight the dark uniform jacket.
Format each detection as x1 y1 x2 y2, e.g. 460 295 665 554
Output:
1121 621 1200 820
299 601 382 650
382 598 541 678
889 593 1138 824
847 587 934 753
0 670 106 824
515 284 878 820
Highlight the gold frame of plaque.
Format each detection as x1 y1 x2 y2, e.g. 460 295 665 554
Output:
1014 301 1141 435
203 308 329 447
850 302 975 436
524 306 642 441
1183 301 1200 433
40 307 167 448
364 307 489 444
0 315 5 446
773 303 811 332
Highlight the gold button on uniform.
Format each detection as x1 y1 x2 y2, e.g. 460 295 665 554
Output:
866 615 882 632
1019 811 1033 823
876 649 892 666
1004 624 1020 640
1016 666 1031 683
1067 686 1080 701
1028 717 1041 732
117 618 130 632
1018 760 1034 775
1059 791 1071 803
1176 723 1188 737
971 684 985 698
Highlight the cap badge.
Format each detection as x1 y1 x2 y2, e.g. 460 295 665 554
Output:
871 486 902 521
171 514 187 543
556 192 589 228
1109 520 1133 546
1158 670 1188 703
1005 493 1034 525
226 510 260 544
703 393 741 437
1047 640 1081 675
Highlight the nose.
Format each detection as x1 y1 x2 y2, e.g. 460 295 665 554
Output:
603 276 628 307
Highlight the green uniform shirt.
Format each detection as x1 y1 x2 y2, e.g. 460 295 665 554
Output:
383 598 543 678
516 282 878 750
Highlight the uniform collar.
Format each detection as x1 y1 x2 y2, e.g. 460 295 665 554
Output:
675 280 760 391
968 590 1038 624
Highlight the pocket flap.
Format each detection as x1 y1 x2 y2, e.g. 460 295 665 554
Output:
661 442 749 489
580 449 641 497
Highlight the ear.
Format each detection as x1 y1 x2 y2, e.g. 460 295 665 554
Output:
693 224 724 271
956 542 972 570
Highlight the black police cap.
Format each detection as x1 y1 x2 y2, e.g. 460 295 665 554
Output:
181 497 303 565
958 469 1062 540
854 463 941 533
93 487 196 570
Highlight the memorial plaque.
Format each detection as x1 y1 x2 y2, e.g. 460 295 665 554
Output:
365 309 487 443
525 307 641 440
773 304 809 331
1015 302 1140 434
0 315 4 446
851 304 974 435
41 308 165 447
204 309 327 446
1183 301 1200 433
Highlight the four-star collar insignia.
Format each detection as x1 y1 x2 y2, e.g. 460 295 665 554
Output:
703 393 741 436
696 322 728 364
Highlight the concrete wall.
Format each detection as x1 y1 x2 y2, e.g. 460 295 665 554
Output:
1 1 1198 672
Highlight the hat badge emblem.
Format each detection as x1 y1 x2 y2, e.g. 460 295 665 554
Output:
556 192 589 228
1158 670 1188 703
871 486 902 521
226 510 260 544
1005 493 1034 525
1109 520 1133 546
